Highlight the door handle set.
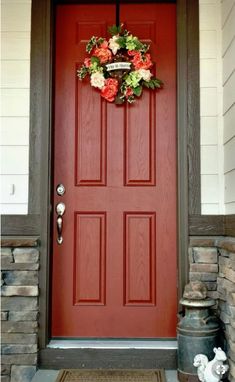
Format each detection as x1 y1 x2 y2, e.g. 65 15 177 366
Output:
56 202 65 244
56 184 66 245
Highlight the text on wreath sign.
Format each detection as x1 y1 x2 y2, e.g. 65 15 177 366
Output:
106 62 132 71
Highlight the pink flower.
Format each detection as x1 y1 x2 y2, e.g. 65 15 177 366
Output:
101 78 119 102
132 52 153 70
125 87 133 98
128 50 139 56
100 40 109 49
93 47 112 64
84 58 91 68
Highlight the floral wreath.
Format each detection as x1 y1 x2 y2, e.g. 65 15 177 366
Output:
77 25 163 104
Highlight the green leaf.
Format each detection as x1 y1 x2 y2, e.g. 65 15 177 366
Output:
133 86 143 97
143 78 163 90
86 36 97 53
134 39 143 50
91 56 100 64
143 81 150 88
97 37 105 45
108 25 122 36
116 36 126 48
77 66 88 80
123 29 129 37
141 44 150 53
152 77 164 88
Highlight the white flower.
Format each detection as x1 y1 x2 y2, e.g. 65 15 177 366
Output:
109 35 120 55
90 72 105 89
137 69 152 82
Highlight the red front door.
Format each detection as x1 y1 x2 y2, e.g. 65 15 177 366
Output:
52 3 177 338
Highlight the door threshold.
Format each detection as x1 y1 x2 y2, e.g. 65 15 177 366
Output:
48 339 178 349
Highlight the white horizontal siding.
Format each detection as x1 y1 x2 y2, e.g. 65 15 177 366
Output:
200 31 217 58
0 147 29 175
1 32 30 60
200 59 217 87
1 61 30 88
201 117 218 145
222 1 235 55
222 0 235 26
1 117 29 146
1 0 31 3
201 146 219 175
200 88 218 116
201 175 219 202
223 36 235 84
200 0 223 214
224 137 235 173
224 169 235 202
0 1 31 214
225 202 235 214
0 204 28 214
223 70 235 114
200 0 217 3
0 175 28 203
1 89 30 117
222 0 235 214
224 104 235 143
1 3 31 32
200 4 218 29
202 204 220 214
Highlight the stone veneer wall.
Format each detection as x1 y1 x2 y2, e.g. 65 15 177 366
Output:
189 236 235 382
1 237 39 382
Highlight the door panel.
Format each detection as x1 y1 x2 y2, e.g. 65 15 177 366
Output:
52 3 177 338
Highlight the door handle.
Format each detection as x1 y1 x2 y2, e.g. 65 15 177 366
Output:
56 202 66 244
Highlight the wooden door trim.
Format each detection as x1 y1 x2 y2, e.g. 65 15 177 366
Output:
33 0 191 350
177 0 189 299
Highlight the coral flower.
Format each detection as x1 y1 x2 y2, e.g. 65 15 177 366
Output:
127 50 139 56
101 78 119 102
93 47 112 64
84 58 91 68
132 52 153 70
100 40 109 49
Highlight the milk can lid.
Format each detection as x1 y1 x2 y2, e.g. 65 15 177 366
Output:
180 298 216 308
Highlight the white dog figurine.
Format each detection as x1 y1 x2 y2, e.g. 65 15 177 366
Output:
193 347 229 382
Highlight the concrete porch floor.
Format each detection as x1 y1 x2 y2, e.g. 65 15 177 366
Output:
31 369 178 382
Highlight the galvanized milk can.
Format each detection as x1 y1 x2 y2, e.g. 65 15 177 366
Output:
177 296 220 382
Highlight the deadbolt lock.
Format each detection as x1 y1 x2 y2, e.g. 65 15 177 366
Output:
56 183 66 196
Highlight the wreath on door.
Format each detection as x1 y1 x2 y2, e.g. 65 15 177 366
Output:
77 25 163 104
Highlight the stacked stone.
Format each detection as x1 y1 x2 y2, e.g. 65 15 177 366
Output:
189 237 219 301
1 238 39 382
216 238 235 382
189 236 235 381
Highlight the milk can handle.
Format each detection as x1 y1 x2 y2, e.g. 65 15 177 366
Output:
178 311 184 320
201 315 217 324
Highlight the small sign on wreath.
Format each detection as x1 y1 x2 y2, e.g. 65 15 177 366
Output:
77 25 163 104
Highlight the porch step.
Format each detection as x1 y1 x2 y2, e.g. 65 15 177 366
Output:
39 347 177 369
31 370 178 382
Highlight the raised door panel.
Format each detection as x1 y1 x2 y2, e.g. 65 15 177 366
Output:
124 212 156 305
74 213 106 305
